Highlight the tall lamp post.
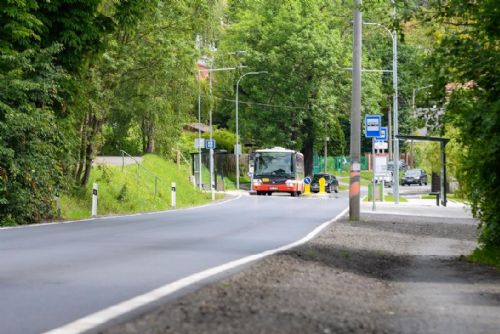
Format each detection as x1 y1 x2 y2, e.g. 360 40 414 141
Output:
363 15 399 203
235 71 267 190
198 65 246 197
324 137 330 173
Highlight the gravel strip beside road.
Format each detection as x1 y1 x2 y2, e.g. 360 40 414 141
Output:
101 213 500 334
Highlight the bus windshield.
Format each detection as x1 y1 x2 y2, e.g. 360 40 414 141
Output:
254 152 293 178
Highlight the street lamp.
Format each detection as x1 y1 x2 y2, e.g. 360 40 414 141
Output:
324 137 330 173
235 71 268 190
363 16 399 203
197 64 247 198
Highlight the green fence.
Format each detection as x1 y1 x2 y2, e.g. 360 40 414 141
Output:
313 155 368 174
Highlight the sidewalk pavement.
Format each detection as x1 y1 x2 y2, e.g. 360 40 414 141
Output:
361 197 473 219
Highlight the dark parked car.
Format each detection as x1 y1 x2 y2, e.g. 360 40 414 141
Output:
311 173 339 193
402 168 428 186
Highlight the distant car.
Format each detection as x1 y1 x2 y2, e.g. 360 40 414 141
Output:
387 160 406 171
376 171 393 187
311 173 339 193
402 168 428 186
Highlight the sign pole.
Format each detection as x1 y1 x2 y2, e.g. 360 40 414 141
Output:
372 137 376 211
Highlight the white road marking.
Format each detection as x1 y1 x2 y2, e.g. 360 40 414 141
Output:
0 194 242 231
43 206 349 334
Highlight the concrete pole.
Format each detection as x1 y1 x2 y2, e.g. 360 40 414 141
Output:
324 137 329 173
235 79 240 190
392 1 400 205
440 141 447 207
197 83 203 190
388 105 393 160
209 71 215 200
349 0 362 221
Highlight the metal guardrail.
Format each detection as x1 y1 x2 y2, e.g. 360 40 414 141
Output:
120 150 161 198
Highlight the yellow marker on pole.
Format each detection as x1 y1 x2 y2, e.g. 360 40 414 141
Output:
303 177 311 196
303 183 311 196
319 177 327 195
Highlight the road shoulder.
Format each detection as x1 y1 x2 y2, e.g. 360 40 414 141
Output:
101 206 500 334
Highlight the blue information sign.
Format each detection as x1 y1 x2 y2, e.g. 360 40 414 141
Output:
205 139 216 149
304 177 311 185
365 115 382 138
376 127 388 142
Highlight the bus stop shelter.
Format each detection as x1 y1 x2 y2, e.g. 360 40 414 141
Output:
396 135 449 206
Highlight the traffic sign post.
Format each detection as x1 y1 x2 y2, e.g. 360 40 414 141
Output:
376 127 388 142
204 139 216 200
194 138 205 149
303 177 311 196
365 115 382 212
205 139 216 150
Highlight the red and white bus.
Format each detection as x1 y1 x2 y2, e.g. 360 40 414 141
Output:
251 147 305 196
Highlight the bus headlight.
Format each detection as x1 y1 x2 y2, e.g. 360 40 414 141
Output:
253 179 262 186
285 180 295 187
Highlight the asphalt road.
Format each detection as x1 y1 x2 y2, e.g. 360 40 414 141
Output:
0 192 348 334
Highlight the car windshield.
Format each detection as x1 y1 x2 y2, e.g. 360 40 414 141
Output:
254 152 293 177
405 169 421 177
312 175 329 182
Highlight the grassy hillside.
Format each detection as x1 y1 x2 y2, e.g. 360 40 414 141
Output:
61 155 219 219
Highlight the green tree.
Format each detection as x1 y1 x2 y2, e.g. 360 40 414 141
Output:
217 0 383 173
428 0 500 249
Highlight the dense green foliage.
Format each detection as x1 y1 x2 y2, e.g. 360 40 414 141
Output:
214 0 385 173
426 0 500 250
0 0 223 225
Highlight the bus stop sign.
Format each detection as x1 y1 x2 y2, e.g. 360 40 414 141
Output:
365 115 381 138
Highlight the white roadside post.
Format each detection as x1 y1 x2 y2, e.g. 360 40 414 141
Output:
91 183 98 217
171 182 176 209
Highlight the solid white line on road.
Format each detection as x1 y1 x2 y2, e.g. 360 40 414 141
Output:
43 206 349 334
0 194 243 231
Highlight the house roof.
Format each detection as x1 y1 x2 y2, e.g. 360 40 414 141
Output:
185 123 210 133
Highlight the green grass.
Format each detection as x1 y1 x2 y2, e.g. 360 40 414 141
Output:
363 194 408 202
469 245 500 271
421 193 468 203
338 184 349 191
61 154 220 220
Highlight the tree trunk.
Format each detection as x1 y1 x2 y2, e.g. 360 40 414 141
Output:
142 113 155 154
80 114 103 186
144 125 155 153
75 112 88 182
302 117 315 176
